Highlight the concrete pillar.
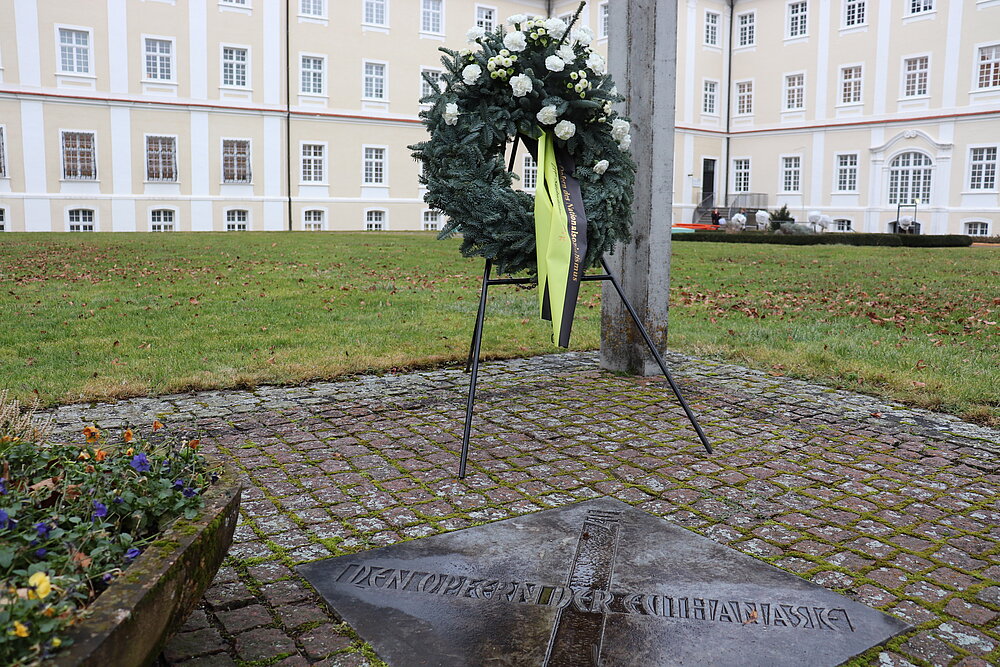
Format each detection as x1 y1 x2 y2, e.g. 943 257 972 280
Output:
601 0 678 375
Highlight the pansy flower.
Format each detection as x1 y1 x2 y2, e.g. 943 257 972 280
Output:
130 453 151 472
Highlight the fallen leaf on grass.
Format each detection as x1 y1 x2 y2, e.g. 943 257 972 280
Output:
71 550 93 570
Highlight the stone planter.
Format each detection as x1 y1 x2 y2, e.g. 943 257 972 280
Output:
53 461 242 666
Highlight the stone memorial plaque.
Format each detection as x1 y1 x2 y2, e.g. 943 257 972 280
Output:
299 498 909 666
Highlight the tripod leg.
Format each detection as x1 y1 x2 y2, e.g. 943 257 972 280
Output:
600 258 713 454
460 260 492 478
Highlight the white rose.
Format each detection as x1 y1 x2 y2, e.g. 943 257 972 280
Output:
572 26 595 46
618 133 632 151
536 105 559 125
543 18 568 39
443 102 460 125
509 73 532 97
466 26 485 43
557 44 576 64
586 52 606 75
545 55 565 72
503 31 528 52
611 118 630 141
506 14 527 26
593 160 609 175
554 119 576 140
462 64 482 85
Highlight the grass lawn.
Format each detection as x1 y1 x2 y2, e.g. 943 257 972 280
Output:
0 232 996 426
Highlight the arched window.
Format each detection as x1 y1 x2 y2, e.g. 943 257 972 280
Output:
888 151 932 205
964 221 990 237
150 209 175 231
304 209 324 231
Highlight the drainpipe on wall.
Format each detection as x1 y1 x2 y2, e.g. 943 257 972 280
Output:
546 1 553 18
285 0 293 231
722 0 735 214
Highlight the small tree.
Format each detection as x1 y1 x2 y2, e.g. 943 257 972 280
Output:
769 204 794 231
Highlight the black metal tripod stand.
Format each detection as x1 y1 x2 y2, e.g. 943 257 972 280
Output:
457 257 713 478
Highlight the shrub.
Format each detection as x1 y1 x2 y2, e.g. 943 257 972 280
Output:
0 404 216 665
768 204 794 231
671 233 974 247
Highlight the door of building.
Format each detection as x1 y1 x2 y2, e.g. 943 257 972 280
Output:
701 159 716 206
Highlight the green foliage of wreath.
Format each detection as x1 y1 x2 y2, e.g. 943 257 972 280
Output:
410 7 636 276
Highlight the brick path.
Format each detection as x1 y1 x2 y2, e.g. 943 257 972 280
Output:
48 352 999 667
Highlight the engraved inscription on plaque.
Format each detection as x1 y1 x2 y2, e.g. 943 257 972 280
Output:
299 498 910 667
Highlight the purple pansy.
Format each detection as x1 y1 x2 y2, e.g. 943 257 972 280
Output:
93 501 108 518
35 522 49 537
35 548 47 558
182 487 198 498
124 547 141 561
130 453 151 472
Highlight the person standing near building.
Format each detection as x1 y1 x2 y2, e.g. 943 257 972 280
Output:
711 209 721 225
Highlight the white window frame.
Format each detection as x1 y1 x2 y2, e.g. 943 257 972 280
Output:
61 130 98 181
736 12 755 48
422 209 442 231
142 35 176 82
364 208 387 231
780 155 802 193
56 25 94 75
732 158 751 193
704 10 720 46
839 64 863 105
220 44 250 89
303 208 326 231
783 72 805 111
522 154 537 190
843 0 866 27
362 60 388 101
702 79 719 115
420 67 444 103
225 208 250 231
149 207 177 232
300 141 327 184
598 2 610 39
833 218 853 232
299 0 326 18
835 153 859 193
0 208 6 232
300 53 326 95
219 0 252 12
421 0 444 36
906 0 934 16
735 80 753 116
363 0 388 27
901 54 930 99
145 134 178 182
221 138 252 184
968 145 998 191
976 43 1000 90
887 150 933 205
475 5 497 32
786 1 808 39
963 220 990 237
362 145 388 185
66 207 96 232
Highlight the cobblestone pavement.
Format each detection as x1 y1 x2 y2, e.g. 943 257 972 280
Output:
48 352 999 667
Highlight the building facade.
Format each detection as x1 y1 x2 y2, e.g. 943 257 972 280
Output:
0 1 997 236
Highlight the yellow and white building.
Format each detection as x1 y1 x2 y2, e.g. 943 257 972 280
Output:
0 1 997 236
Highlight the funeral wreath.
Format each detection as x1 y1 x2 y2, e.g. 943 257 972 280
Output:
411 3 636 276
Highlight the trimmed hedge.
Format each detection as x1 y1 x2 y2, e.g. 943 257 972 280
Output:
672 232 973 247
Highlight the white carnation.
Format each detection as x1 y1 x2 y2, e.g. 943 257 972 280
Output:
462 64 482 85
557 44 577 64
509 73 533 97
572 25 595 46
611 118 630 141
466 26 485 43
586 52 606 75
503 31 528 52
443 102 460 125
554 119 576 140
506 14 527 26
593 160 609 175
545 55 565 72
543 18 568 39
536 105 559 125
618 133 632 151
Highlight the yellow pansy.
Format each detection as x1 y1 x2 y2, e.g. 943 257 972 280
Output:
28 571 51 599
12 621 29 637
